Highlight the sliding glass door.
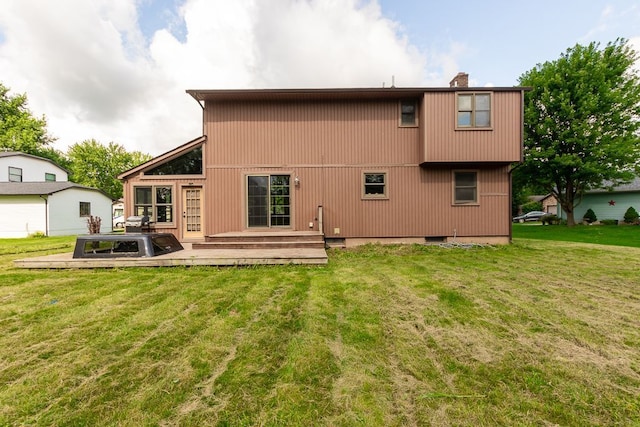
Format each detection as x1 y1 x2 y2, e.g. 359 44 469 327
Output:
247 175 290 228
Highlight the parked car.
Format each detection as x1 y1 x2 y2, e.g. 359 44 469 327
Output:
112 215 125 229
512 211 547 223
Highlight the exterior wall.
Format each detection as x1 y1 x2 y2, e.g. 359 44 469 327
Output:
120 175 207 238
541 195 558 215
204 99 421 166
567 192 640 223
0 155 68 182
48 188 113 236
0 196 47 237
200 97 514 239
421 91 523 163
203 165 511 238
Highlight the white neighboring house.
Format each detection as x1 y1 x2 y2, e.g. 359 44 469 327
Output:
0 152 113 237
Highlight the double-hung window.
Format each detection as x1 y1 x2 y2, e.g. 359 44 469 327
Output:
134 185 174 224
363 172 387 199
400 100 418 126
457 93 491 128
453 171 478 204
9 167 22 182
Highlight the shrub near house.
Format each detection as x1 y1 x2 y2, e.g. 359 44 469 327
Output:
583 208 597 224
623 206 639 224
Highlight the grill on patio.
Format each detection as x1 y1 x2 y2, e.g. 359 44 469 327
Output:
124 215 153 233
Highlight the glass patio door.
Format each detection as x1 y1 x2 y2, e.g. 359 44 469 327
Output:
247 175 290 228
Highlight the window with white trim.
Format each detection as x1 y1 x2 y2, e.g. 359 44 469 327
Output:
9 167 22 182
134 185 174 223
453 171 477 204
363 172 387 199
457 93 491 128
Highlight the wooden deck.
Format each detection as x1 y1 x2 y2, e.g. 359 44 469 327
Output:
14 243 328 269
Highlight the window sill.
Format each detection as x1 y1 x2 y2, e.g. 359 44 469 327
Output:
452 202 479 206
152 223 176 228
362 196 389 200
455 126 493 131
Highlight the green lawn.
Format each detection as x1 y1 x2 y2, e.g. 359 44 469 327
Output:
512 222 640 247
0 235 639 426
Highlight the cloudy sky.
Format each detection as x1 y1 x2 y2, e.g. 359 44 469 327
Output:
1 0 638 156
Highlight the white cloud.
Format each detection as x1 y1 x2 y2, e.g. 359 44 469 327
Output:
0 0 458 156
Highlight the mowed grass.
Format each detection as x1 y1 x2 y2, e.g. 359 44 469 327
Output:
0 235 639 426
513 222 640 247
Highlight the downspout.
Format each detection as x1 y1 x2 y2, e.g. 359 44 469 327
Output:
39 195 49 236
509 88 527 243
508 164 521 243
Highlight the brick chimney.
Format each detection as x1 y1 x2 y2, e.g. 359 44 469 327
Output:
449 72 469 88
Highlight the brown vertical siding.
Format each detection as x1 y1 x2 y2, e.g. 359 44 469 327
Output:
205 99 421 166
202 165 510 238
422 91 522 163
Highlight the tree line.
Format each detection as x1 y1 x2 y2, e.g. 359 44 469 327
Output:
0 83 151 200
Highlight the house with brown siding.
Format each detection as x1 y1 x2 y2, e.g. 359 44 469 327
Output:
119 74 527 246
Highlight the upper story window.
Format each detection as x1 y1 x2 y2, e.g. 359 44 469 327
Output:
457 93 491 128
145 146 203 175
45 173 56 182
363 172 387 199
134 185 173 224
453 171 478 205
9 167 22 182
399 100 418 126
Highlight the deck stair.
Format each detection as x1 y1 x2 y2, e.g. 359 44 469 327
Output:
188 231 328 265
193 231 325 250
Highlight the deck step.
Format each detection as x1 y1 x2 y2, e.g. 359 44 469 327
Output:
204 231 323 243
193 240 326 250
197 231 326 250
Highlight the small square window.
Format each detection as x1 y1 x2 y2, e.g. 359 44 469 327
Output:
79 202 91 217
454 171 477 204
45 173 56 182
400 100 417 126
363 172 387 199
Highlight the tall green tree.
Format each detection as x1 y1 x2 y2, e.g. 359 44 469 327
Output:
518 39 640 226
67 140 151 199
0 83 67 165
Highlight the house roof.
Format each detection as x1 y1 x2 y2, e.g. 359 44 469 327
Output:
0 151 70 173
186 86 529 102
589 177 640 193
118 135 207 180
0 182 112 198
